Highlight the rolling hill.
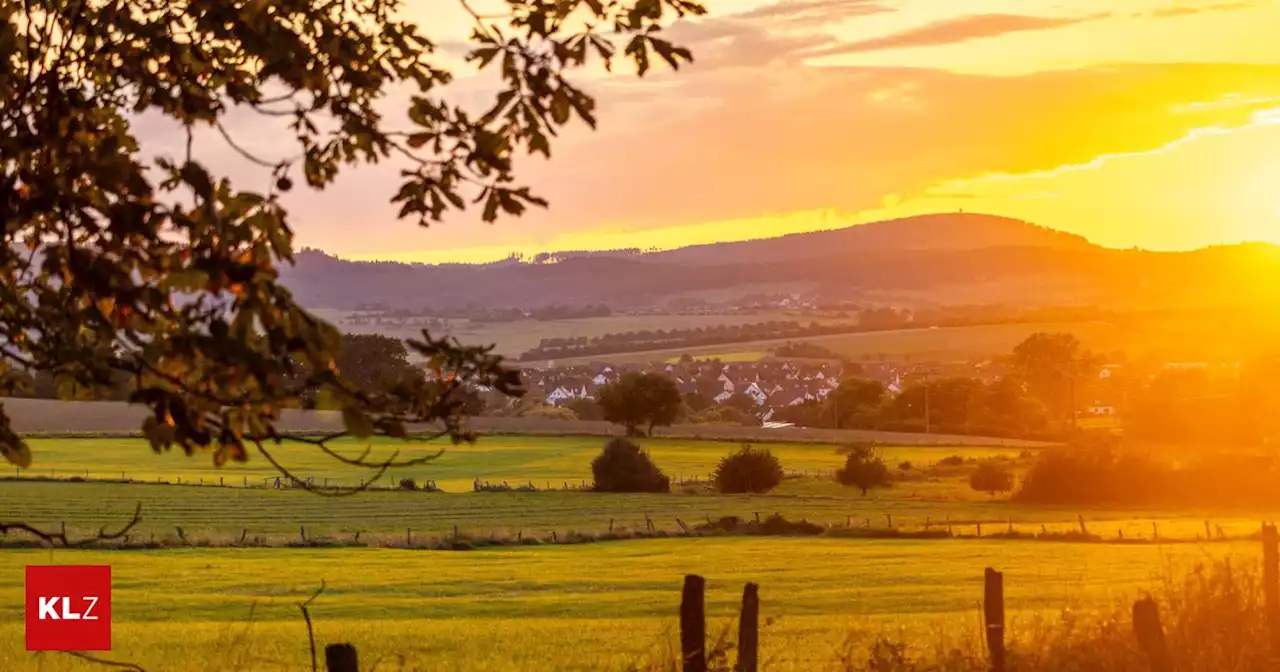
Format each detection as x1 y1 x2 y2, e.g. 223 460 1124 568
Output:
278 213 1280 311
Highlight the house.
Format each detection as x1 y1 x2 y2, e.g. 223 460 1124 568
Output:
742 382 769 406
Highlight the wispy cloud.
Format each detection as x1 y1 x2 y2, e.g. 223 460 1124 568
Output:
1147 1 1258 19
734 0 894 27
806 13 1111 56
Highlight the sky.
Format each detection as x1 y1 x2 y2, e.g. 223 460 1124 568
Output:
173 0 1280 263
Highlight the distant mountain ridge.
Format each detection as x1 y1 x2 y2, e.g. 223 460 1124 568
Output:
278 213 1280 311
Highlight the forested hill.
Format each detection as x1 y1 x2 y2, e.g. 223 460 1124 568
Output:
277 213 1280 311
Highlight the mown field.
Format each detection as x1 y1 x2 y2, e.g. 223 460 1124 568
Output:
533 321 1127 366
13 435 1027 492
6 436 1279 544
0 539 1260 671
310 309 856 358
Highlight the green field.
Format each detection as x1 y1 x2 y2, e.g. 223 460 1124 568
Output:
14 435 1027 493
0 539 1259 671
310 309 855 359
6 437 1279 545
534 321 1126 366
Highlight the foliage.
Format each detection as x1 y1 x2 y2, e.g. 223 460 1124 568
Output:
712 445 783 494
564 397 604 421
688 405 755 427
1010 332 1100 427
968 460 1013 496
590 438 669 493
597 372 683 436
835 445 892 496
0 0 704 475
825 377 886 429
519 320 864 361
521 404 578 421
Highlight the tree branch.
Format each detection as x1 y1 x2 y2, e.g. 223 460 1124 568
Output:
0 503 142 547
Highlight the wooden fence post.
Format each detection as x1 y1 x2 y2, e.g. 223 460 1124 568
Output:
325 643 359 672
1132 597 1171 672
1263 523 1280 654
681 574 707 672
737 582 759 672
983 568 1005 672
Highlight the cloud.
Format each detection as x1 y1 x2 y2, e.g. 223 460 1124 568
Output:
1147 2 1258 18
806 13 1112 56
734 0 894 28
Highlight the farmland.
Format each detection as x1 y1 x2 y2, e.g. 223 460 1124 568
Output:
7 436 1280 545
529 321 1129 366
0 539 1260 671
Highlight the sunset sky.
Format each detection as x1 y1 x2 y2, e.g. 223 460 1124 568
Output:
184 0 1280 263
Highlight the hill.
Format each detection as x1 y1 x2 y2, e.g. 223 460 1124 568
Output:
277 213 1280 312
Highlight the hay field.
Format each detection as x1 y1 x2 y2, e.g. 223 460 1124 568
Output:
14 435 1028 492
0 539 1258 671
534 321 1127 366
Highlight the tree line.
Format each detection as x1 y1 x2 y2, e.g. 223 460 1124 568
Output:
519 320 860 360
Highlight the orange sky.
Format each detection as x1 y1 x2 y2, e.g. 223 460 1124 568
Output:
183 0 1280 262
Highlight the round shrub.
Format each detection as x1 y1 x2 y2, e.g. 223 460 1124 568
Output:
591 438 670 493
713 445 784 494
835 445 892 496
969 460 1014 496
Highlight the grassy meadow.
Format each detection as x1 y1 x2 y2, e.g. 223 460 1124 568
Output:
0 539 1260 671
15 435 1028 492
7 435 1280 544
533 321 1128 366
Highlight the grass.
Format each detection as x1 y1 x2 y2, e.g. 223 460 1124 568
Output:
310 309 855 358
535 321 1125 366
664 350 766 364
15 435 1026 493
0 538 1260 671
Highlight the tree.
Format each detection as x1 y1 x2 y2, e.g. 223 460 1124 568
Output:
565 397 604 422
682 391 710 414
712 445 783 494
0 0 704 478
597 372 683 436
835 445 892 496
334 334 421 396
591 438 670 493
723 392 758 415
826 377 886 429
1011 333 1099 429
968 461 1014 496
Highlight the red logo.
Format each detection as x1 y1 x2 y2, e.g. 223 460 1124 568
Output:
25 566 112 651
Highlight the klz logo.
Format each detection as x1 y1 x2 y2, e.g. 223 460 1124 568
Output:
25 565 111 651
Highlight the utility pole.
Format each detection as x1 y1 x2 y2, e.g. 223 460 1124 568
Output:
924 371 932 435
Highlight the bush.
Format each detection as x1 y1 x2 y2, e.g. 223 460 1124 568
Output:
898 461 912 471
713 445 784 494
591 438 670 493
835 445 892 496
968 461 1013 496
937 455 965 467
398 478 417 491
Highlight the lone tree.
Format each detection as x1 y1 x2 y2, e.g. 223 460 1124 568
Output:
597 372 682 437
835 445 892 496
969 460 1014 497
712 445 783 494
0 0 704 482
591 437 669 493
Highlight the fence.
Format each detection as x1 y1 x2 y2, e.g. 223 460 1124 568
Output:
311 522 1280 672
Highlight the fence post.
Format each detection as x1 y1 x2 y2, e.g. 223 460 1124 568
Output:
983 568 1005 672
325 643 359 672
1132 597 1171 672
681 574 707 672
1263 523 1280 654
737 582 759 672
